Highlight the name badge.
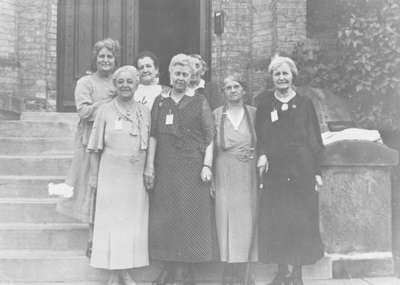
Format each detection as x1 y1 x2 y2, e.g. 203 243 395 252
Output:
115 118 123 130
165 113 174 125
271 109 278 122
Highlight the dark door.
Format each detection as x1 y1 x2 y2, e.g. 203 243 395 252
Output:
57 0 210 111
139 0 210 85
56 0 139 112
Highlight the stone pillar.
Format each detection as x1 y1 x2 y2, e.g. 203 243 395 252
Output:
319 140 398 277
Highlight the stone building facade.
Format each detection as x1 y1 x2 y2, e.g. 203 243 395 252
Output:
0 0 308 112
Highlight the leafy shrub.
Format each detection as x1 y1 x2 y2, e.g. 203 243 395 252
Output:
292 0 400 131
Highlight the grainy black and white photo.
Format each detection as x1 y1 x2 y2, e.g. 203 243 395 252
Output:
0 0 399 284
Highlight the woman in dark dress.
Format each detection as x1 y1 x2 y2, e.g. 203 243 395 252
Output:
255 55 324 285
144 54 215 285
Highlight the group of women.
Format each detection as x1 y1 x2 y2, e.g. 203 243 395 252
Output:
59 38 325 285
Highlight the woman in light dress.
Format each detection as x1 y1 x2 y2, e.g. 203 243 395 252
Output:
88 65 150 285
56 39 119 255
213 74 258 284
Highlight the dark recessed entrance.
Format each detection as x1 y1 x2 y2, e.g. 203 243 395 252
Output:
139 0 203 85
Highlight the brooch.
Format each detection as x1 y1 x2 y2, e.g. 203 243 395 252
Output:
281 103 289 111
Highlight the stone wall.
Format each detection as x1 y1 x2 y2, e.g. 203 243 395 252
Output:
0 0 18 100
16 0 57 111
211 0 307 100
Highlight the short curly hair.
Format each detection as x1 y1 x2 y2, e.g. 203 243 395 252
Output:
112 65 140 91
91 38 121 71
267 54 298 78
168 53 194 75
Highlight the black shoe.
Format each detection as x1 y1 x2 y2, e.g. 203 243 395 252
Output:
288 266 303 285
182 265 196 285
267 272 290 285
152 266 170 285
287 275 304 285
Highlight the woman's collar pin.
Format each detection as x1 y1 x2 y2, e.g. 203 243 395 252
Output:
281 103 288 111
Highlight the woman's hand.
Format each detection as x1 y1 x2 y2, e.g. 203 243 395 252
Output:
315 175 323 191
88 175 98 189
144 167 155 190
257 154 269 174
201 165 213 183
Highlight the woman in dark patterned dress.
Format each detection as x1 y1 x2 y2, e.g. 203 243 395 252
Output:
255 55 324 285
144 54 215 285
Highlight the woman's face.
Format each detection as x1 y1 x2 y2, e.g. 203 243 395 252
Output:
189 57 203 86
223 78 245 104
115 71 139 100
170 65 191 93
137 56 158 85
272 62 293 91
96 47 116 73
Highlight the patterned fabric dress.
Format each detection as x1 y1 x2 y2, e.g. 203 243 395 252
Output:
255 90 325 265
88 100 150 269
213 105 258 263
149 92 217 262
57 73 115 222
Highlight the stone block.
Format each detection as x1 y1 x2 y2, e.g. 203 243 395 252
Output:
320 166 392 253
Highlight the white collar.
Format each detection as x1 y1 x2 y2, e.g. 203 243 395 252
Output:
160 89 195 99
274 89 296 103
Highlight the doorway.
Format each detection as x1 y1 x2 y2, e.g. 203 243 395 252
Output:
139 0 209 85
56 0 210 111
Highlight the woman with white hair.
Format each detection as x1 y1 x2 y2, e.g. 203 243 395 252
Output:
187 54 223 110
88 65 150 285
255 55 324 285
145 54 216 285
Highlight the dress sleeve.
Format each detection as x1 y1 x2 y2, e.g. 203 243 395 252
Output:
306 98 324 175
255 95 269 156
150 95 161 138
75 76 97 121
200 97 214 145
87 104 107 152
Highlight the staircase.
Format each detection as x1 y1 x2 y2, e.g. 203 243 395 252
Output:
0 112 334 284
0 112 105 284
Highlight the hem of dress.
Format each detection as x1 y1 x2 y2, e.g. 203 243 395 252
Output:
90 262 150 270
258 252 324 266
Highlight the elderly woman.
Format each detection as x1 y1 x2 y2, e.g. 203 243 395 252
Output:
134 50 170 110
57 38 119 234
145 54 215 285
87 65 150 285
213 74 258 284
187 54 223 110
255 55 324 285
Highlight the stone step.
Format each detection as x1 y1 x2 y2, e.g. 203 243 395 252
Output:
0 121 75 138
332 252 394 278
0 281 104 285
0 137 74 155
0 175 64 198
0 155 71 176
21 112 79 124
0 223 88 251
0 250 105 282
0 251 331 282
0 198 78 223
